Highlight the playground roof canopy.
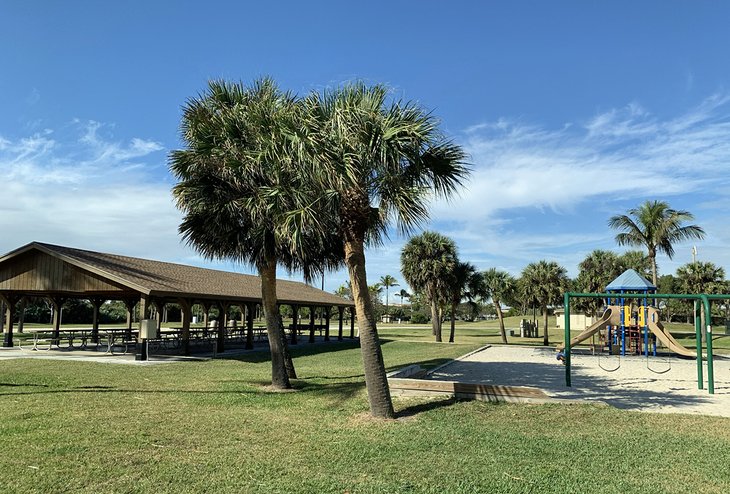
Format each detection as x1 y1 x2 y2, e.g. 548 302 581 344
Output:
605 269 656 292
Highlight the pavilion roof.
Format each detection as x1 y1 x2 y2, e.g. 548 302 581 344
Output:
0 242 352 307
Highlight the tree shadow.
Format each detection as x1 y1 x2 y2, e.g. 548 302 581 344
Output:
395 397 460 418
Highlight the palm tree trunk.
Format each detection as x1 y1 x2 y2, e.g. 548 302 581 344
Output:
650 251 658 287
344 239 395 419
278 314 297 379
260 258 291 389
542 305 549 346
495 301 508 344
430 299 442 342
449 302 456 343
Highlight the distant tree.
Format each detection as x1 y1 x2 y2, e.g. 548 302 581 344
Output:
397 288 410 309
609 200 705 286
379 275 399 315
574 250 623 315
334 283 352 300
446 262 481 343
482 268 517 344
676 261 727 325
617 250 653 280
401 231 458 342
520 260 570 346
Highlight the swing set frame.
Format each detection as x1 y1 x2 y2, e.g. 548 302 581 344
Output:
562 292 721 394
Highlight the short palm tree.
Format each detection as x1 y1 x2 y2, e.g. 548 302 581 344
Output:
520 260 569 346
482 268 516 344
302 84 468 418
608 200 705 286
401 231 459 342
169 79 341 389
575 250 623 316
379 275 399 315
398 289 411 309
676 261 727 328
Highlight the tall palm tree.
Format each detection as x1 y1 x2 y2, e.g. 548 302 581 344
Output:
447 262 480 343
170 79 342 390
379 275 399 315
482 268 516 344
301 84 468 418
520 260 569 346
401 231 459 342
608 200 706 286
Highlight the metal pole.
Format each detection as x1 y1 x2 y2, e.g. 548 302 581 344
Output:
694 300 703 390
702 295 714 394
564 292 571 387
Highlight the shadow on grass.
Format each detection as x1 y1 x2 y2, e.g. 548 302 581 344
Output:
396 397 460 418
216 339 361 364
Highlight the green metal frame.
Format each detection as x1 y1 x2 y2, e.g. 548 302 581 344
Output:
563 292 718 394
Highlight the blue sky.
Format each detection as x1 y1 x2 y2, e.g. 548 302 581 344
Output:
3 1 730 304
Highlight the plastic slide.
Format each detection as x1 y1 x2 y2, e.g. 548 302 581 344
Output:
646 308 697 358
557 307 615 351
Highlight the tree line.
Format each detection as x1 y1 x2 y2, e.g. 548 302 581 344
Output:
344 200 714 345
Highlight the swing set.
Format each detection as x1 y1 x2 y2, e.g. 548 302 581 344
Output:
562 291 718 395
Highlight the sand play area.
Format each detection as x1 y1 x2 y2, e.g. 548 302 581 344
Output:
425 345 730 417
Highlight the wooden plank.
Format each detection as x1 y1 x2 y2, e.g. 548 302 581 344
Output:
388 378 548 399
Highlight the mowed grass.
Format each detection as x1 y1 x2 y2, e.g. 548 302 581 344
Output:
2 333 730 493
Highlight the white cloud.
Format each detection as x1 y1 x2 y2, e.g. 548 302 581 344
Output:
424 93 730 278
0 120 184 262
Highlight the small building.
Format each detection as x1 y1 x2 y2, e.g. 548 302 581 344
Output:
554 309 597 331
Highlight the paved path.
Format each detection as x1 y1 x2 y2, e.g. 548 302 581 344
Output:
427 345 730 417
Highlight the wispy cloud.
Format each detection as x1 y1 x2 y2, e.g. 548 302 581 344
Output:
426 94 730 277
0 120 183 261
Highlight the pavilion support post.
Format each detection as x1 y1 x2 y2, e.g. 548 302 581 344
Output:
1 295 19 347
309 307 316 343
0 299 5 334
17 298 26 334
50 297 66 346
124 299 136 340
201 302 210 336
215 302 228 353
152 300 164 332
180 299 192 356
324 307 331 342
290 305 298 345
338 307 344 341
245 302 254 350
350 307 355 338
90 298 105 344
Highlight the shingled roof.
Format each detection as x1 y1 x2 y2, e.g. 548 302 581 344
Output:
0 242 352 307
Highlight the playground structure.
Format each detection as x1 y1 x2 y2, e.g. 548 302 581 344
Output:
560 269 719 394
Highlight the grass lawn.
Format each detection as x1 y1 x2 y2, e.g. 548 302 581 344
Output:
2 330 730 493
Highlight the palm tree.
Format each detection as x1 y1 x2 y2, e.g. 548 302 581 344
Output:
401 231 459 342
520 260 569 346
397 289 410 309
447 262 480 343
617 250 652 280
608 200 706 286
301 83 468 418
482 268 516 344
676 261 727 327
334 284 352 300
169 79 341 389
379 275 399 315
575 250 623 316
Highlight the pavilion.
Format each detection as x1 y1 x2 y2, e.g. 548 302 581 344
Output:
0 242 355 356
